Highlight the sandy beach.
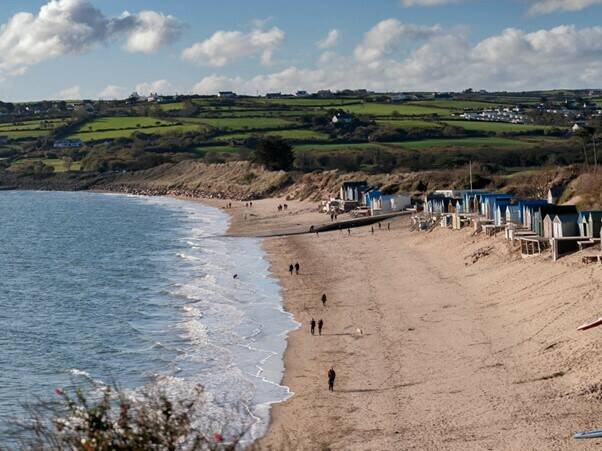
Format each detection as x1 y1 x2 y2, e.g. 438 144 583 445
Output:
201 197 602 450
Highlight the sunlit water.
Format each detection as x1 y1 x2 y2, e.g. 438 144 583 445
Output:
0 191 296 444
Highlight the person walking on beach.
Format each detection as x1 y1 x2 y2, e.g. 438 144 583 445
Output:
328 367 336 391
371 226 374 235
318 319 324 335
321 293 327 306
295 262 300 275
310 318 316 335
347 228 351 236
378 222 382 230
289 264 294 275
387 222 391 231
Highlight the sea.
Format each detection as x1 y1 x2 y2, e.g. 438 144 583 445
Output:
0 191 297 445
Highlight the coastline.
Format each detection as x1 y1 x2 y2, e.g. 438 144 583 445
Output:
195 196 602 450
8 187 601 449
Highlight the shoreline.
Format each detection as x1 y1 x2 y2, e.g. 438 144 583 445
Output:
6 189 602 449
195 196 602 450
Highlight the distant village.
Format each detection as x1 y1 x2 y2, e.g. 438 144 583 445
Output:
321 181 602 264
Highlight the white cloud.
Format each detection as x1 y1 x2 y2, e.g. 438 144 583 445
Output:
528 0 602 14
54 85 81 100
0 0 182 77
135 79 175 96
97 85 126 100
122 10 182 54
317 29 340 49
182 26 284 67
191 22 602 94
354 19 441 65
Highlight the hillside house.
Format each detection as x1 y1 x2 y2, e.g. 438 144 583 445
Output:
218 91 236 98
332 113 354 125
296 90 308 97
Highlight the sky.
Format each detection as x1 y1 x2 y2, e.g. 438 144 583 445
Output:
1 0 602 101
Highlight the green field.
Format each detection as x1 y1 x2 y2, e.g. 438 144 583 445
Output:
75 117 173 132
10 158 82 172
159 102 184 111
253 98 361 107
377 119 442 129
183 117 295 130
215 129 329 141
443 120 552 133
408 100 510 110
0 119 66 131
295 142 387 152
69 117 205 141
341 103 452 116
396 137 527 149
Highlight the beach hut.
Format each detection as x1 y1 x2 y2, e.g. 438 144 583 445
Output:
505 204 521 224
553 214 580 238
340 181 368 202
363 189 381 207
547 185 565 205
370 193 411 215
480 194 513 221
532 205 578 237
519 200 549 228
579 211 602 238
543 214 555 238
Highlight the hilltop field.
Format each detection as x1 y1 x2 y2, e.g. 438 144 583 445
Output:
0 91 599 210
0 93 584 177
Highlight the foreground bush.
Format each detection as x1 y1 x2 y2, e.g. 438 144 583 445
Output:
18 384 242 451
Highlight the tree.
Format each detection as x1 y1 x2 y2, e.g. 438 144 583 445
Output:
254 137 294 171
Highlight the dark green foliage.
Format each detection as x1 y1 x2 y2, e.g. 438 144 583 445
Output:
254 137 294 171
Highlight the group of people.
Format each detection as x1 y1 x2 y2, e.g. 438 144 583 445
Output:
288 262 300 275
329 212 339 222
277 204 289 212
371 222 392 234
244 202 254 208
310 318 324 335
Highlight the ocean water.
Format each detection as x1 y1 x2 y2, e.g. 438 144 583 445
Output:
0 191 297 443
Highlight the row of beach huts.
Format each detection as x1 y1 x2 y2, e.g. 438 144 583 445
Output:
419 188 602 262
321 181 412 217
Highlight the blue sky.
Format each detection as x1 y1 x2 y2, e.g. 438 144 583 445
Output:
1 0 602 101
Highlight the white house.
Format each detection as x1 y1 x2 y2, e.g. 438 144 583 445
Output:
332 113 353 125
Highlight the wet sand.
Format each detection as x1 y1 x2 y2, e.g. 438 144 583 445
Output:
200 197 602 450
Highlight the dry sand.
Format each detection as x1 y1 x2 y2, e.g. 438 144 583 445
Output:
201 197 602 450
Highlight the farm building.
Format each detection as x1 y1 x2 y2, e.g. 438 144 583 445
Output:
332 113 354 125
218 91 236 98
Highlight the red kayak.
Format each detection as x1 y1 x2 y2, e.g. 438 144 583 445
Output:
578 317 602 331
